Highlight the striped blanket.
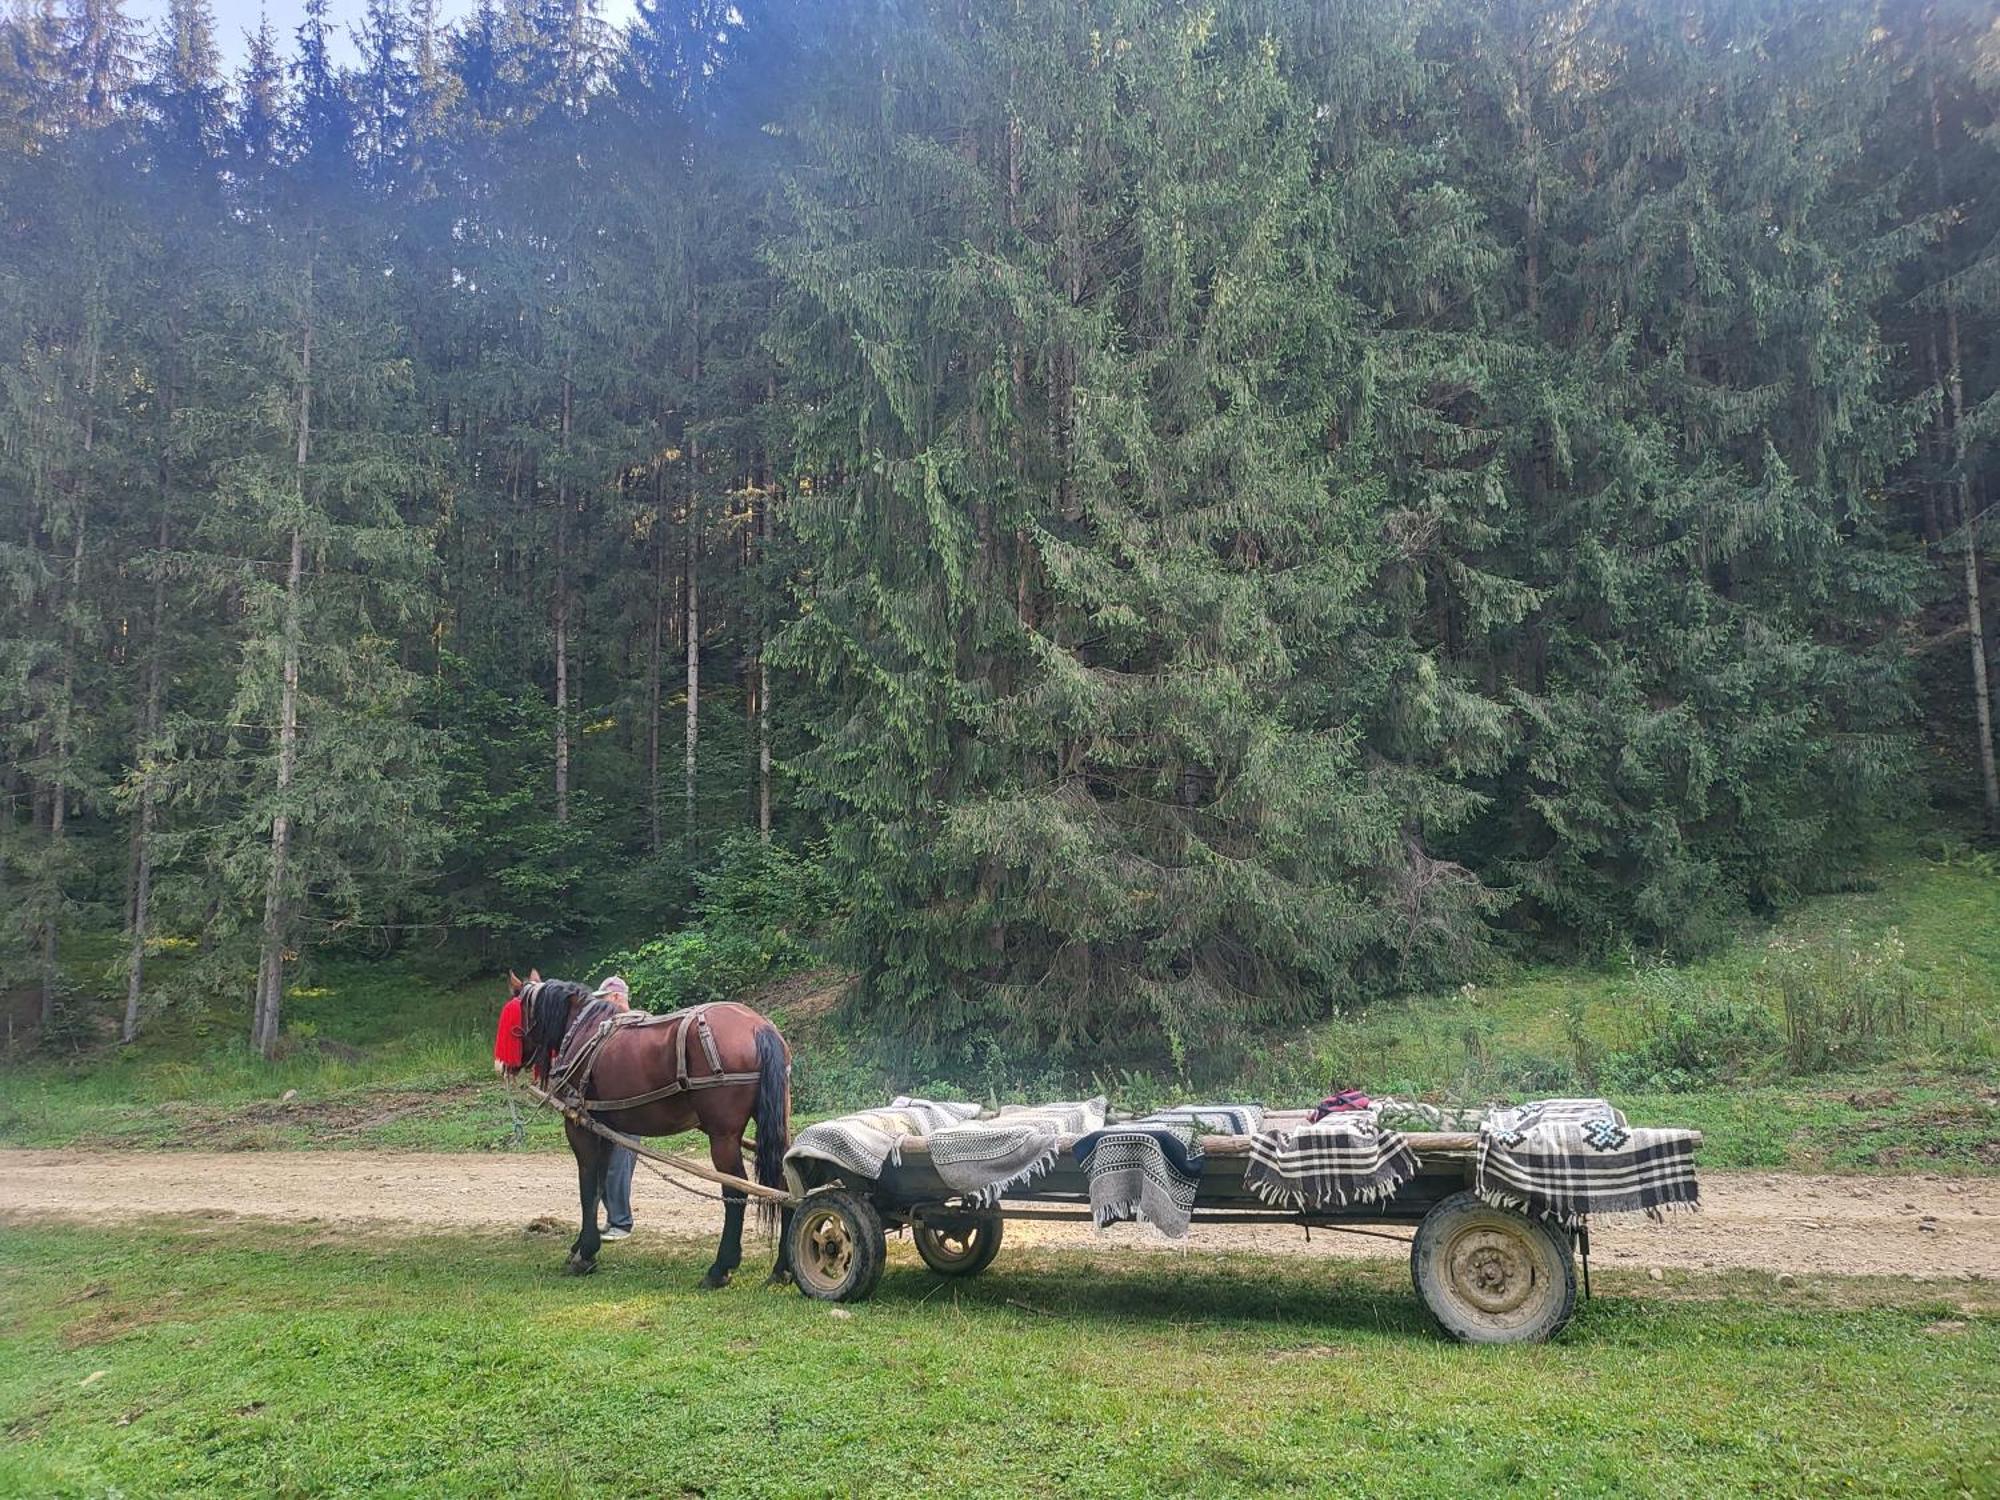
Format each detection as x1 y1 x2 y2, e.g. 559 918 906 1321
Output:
1244 1116 1418 1211
1073 1104 1265 1239
928 1097 1107 1205
783 1097 980 1197
1476 1098 1699 1227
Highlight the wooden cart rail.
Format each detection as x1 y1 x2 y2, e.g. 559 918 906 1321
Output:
891 1129 1486 1159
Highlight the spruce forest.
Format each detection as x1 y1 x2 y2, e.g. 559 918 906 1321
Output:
3 0 1997 1066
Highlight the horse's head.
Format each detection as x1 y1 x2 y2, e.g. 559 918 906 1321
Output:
493 969 537 1076
509 969 588 1084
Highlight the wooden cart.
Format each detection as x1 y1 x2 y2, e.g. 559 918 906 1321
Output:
781 1129 1672 1344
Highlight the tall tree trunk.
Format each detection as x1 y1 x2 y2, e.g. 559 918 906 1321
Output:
757 468 773 844
1945 295 1995 827
554 365 573 826
256 259 312 1058
1929 37 1999 826
43 340 98 1030
685 496 700 847
685 286 702 848
648 468 666 856
123 504 170 1043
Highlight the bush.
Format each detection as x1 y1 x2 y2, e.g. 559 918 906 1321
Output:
595 836 844 1014
1602 966 1781 1091
1762 927 1925 1074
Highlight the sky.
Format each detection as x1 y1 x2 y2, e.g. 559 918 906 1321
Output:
122 0 641 70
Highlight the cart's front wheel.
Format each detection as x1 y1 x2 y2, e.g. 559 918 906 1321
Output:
1411 1190 1576 1344
912 1210 1004 1277
788 1188 887 1303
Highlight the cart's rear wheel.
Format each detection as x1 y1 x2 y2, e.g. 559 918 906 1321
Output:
788 1188 887 1303
1411 1190 1576 1344
912 1211 1004 1277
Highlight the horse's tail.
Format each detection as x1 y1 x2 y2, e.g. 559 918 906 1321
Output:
752 1023 791 1229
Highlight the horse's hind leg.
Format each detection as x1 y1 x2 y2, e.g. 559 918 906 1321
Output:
768 1207 796 1287
704 1131 748 1289
565 1122 607 1275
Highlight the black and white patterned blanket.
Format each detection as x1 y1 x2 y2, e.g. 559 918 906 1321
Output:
1476 1098 1700 1226
783 1097 980 1197
1244 1116 1418 1211
1073 1104 1265 1239
928 1097 1107 1205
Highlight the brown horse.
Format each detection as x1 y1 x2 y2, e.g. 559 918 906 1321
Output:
507 970 795 1287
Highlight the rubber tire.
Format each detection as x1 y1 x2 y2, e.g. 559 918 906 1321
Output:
1411 1190 1577 1344
787 1188 887 1303
912 1211 1004 1277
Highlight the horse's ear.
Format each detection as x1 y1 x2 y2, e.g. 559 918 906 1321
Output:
529 968 541 983
508 969 521 990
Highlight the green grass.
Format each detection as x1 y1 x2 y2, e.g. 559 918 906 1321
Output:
4 852 1997 1169
0 1222 1991 1498
1238 851 2000 1098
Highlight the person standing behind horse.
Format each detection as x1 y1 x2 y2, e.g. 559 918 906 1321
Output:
593 976 637 1242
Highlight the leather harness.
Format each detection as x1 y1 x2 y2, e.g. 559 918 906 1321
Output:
529 983 765 1114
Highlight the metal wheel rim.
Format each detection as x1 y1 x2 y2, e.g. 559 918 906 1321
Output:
916 1220 987 1268
1441 1220 1549 1328
796 1205 856 1294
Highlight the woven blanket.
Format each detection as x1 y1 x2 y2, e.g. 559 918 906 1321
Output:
1141 1103 1265 1136
783 1098 980 1197
1477 1100 1697 1228
1244 1117 1418 1211
927 1097 1107 1206
1073 1104 1264 1239
1487 1097 1628 1132
1306 1090 1373 1123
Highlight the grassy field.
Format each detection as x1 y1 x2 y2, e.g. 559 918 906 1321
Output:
0 1220 1991 1499
2 850 1996 1170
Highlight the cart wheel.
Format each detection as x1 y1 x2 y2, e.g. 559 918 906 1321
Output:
788 1188 887 1303
1411 1190 1576 1344
912 1211 1004 1277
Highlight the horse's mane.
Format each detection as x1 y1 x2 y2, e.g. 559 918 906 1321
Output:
520 978 591 1083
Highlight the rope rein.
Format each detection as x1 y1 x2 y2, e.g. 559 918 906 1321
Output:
513 1074 792 1206
513 1076 780 1205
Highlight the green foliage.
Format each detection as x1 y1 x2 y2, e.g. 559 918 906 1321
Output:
596 835 841 1012
1602 968 1782 1092
1763 928 1990 1075
3 0 1996 1064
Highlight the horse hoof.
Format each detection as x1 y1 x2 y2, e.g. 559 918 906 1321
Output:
564 1255 597 1277
702 1269 733 1290
765 1268 794 1289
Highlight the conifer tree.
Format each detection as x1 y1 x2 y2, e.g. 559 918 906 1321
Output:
146 0 442 1053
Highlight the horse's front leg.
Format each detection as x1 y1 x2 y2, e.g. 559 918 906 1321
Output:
565 1122 608 1275
704 1131 748 1289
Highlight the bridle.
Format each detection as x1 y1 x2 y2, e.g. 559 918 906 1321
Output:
516 977 558 1079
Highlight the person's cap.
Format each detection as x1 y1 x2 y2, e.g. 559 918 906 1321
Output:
593 976 630 1001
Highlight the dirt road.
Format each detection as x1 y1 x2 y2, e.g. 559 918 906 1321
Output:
3 1148 1994 1279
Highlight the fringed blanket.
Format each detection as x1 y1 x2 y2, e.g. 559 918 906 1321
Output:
1244 1117 1418 1211
783 1098 980 1198
1072 1104 1265 1239
927 1097 1107 1206
1476 1099 1699 1227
